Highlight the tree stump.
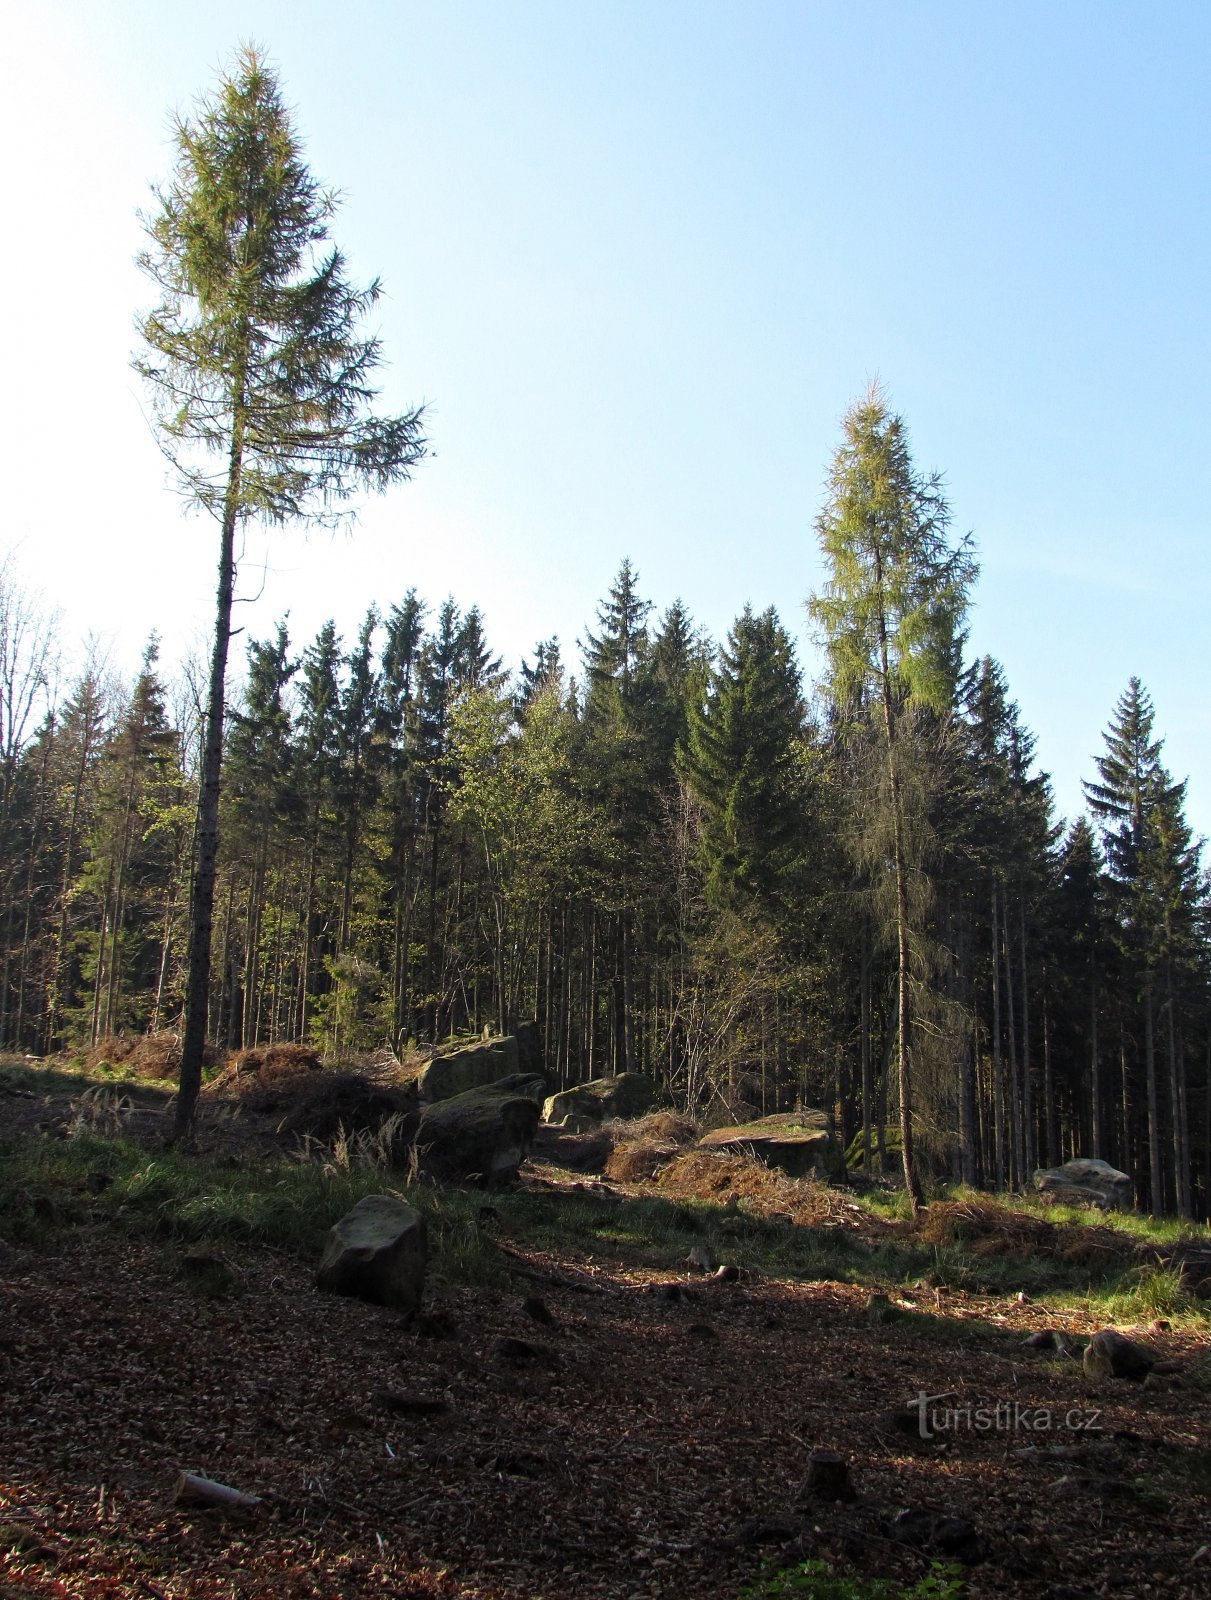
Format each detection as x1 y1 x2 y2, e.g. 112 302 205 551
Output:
806 1449 854 1500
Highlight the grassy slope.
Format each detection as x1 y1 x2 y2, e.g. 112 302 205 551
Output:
3 1058 1208 1331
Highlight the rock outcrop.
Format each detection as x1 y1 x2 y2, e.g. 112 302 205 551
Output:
542 1072 656 1126
1032 1158 1132 1210
418 1032 548 1103
416 1080 541 1183
696 1111 845 1181
316 1194 427 1312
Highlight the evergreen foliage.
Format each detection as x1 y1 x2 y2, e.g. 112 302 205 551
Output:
0 151 1202 1214
5 560 1210 1214
134 45 426 1140
811 388 977 1209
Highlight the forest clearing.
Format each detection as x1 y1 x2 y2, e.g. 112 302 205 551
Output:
2 1049 1209 1600
3 23 1211 1600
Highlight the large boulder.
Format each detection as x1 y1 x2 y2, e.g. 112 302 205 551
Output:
418 1034 548 1102
416 1080 541 1183
490 1072 548 1106
542 1072 656 1126
316 1194 427 1312
1032 1158 1132 1210
696 1111 846 1181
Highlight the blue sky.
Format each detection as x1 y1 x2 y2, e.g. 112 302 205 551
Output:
2 0 1208 836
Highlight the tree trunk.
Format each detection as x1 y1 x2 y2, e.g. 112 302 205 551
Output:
1143 971 1162 1213
991 882 1005 1191
860 915 872 1174
1089 979 1101 1158
1119 1029 1132 1189
1165 959 1187 1215
47 715 96 1047
883 709 921 1210
175 401 243 1144
1001 891 1023 1188
1041 979 1056 1167
1019 896 1035 1176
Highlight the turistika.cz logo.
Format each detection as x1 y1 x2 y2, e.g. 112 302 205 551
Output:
914 1391 1102 1439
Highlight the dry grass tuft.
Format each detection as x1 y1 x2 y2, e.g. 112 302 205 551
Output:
654 1148 835 1226
83 1033 188 1081
919 1197 1059 1258
278 1070 417 1145
920 1197 1141 1267
202 1042 324 1103
604 1111 699 1183
1058 1225 1139 1270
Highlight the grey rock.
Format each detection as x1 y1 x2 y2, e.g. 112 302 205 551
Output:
419 1036 521 1101
1083 1327 1155 1381
416 1081 540 1183
542 1072 657 1126
316 1194 427 1313
1033 1158 1132 1210
697 1111 846 1181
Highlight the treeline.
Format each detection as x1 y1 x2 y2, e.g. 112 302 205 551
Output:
2 484 1208 1217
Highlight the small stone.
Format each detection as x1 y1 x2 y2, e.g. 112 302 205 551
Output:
178 1251 238 1296
1023 1328 1075 1355
865 1291 896 1326
493 1335 556 1366
523 1295 555 1326
408 1308 457 1340
888 1507 983 1564
713 1264 741 1283
876 1407 930 1442
727 1516 801 1548
371 1391 449 1416
1083 1328 1155 1381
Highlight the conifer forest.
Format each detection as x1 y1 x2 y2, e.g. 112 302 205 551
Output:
2 490 1207 1216
2 48 1207 1222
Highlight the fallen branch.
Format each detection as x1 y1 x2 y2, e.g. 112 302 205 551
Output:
174 1472 263 1513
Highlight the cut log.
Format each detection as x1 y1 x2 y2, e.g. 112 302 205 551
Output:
174 1472 263 1512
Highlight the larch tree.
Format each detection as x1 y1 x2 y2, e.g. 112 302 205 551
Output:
810 387 976 1211
134 46 426 1142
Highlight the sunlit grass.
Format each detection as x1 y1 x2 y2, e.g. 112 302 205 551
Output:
3 1060 1209 1321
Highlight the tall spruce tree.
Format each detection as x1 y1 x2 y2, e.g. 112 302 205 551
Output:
683 605 805 915
810 388 976 1209
134 45 426 1142
74 641 183 1042
225 623 297 1045
1081 678 1183 1209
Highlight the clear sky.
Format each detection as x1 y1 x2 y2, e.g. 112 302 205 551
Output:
2 0 1208 837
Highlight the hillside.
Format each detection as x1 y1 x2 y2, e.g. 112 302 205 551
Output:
1 1060 1209 1600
